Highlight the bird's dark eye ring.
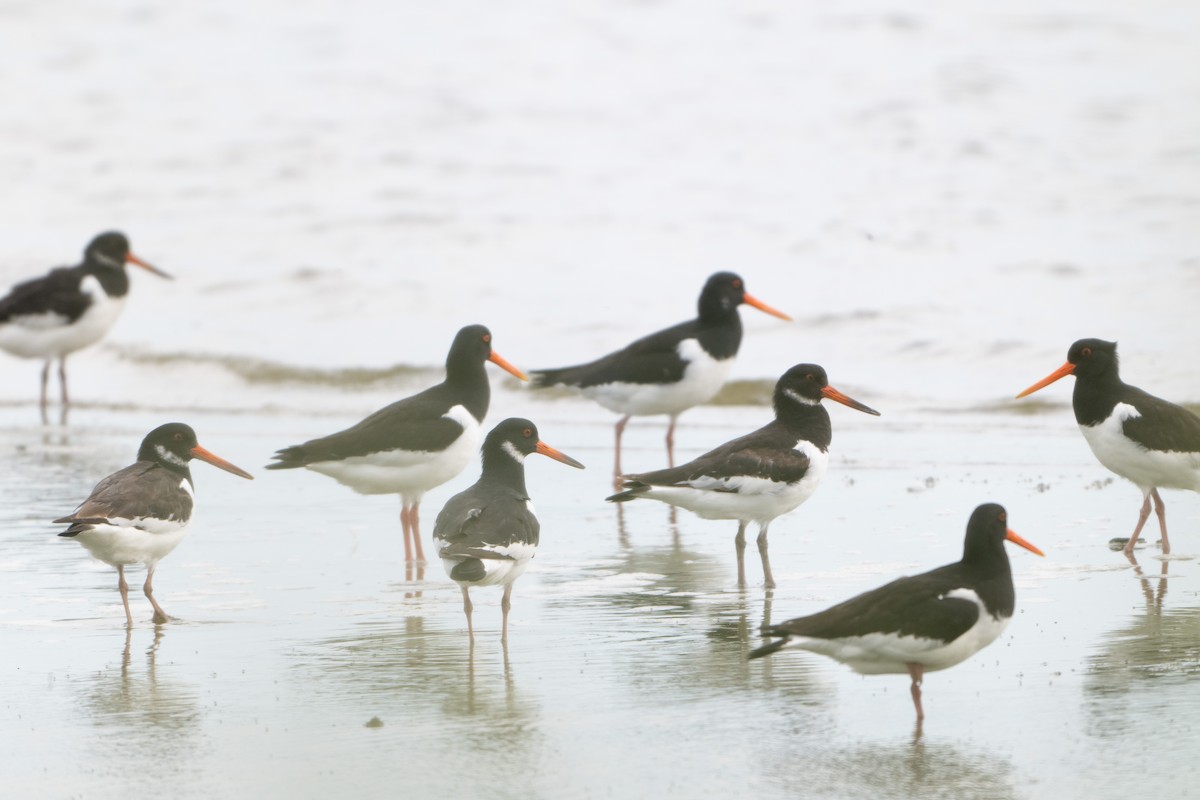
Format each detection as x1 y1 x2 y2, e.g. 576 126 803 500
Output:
1081 347 1092 357
998 511 1007 522
523 428 533 438
731 278 742 289
482 333 491 344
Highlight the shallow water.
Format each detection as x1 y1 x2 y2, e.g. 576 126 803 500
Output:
2 0 1199 797
2 401 1199 799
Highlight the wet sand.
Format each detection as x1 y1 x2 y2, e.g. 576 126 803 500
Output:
1 395 1196 799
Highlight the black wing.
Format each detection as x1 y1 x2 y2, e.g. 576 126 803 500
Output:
433 489 539 556
1123 387 1200 454
54 462 193 535
266 384 466 467
625 422 809 487
764 568 981 643
531 318 701 388
0 266 91 324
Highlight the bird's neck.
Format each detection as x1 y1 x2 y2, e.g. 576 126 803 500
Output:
695 304 743 359
776 403 832 452
83 263 131 298
444 362 490 421
480 447 530 496
1072 371 1125 427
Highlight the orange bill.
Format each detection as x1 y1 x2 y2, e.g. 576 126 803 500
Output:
1016 362 1074 398
535 440 585 469
489 350 528 382
821 384 881 416
1006 528 1044 557
742 292 792 321
191 444 255 479
126 252 174 280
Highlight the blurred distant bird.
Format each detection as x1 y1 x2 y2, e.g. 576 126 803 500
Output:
433 418 584 641
749 503 1043 723
1017 338 1200 556
56 423 254 625
0 232 172 415
607 364 879 588
530 272 791 481
265 325 527 564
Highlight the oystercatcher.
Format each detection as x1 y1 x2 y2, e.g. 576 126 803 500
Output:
433 417 584 641
606 363 880 588
529 272 791 479
264 324 527 564
55 423 254 625
0 231 171 414
749 503 1043 723
1016 338 1200 555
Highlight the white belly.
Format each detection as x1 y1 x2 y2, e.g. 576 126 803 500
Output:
789 589 1010 675
0 277 124 359
1080 405 1200 492
637 443 827 523
307 405 481 498
581 339 733 417
70 519 191 568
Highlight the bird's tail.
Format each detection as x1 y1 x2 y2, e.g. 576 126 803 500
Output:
605 481 649 503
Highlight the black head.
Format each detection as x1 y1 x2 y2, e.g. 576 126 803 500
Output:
483 417 585 469
698 272 791 322
962 503 1043 564
136 422 254 479
83 230 172 279
1016 337 1120 399
445 324 527 381
775 364 880 416
1065 338 1119 380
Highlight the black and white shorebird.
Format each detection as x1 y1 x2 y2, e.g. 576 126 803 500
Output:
748 503 1043 723
55 423 254 625
433 417 584 641
0 231 172 414
529 272 791 480
265 325 528 564
1017 338 1200 556
606 364 879 588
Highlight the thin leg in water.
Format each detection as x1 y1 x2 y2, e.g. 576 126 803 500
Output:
665 414 678 468
117 565 132 626
39 360 51 419
501 583 514 643
144 563 170 624
757 523 776 589
1123 492 1154 556
58 356 69 407
1151 488 1169 555
906 662 926 721
613 414 631 482
461 585 474 641
734 521 748 587
410 502 426 563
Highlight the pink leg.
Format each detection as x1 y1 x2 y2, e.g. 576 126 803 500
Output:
1151 489 1169 555
144 564 170 624
39 361 51 418
614 415 631 480
757 524 776 589
1123 493 1154 556
400 504 414 563
410 502 426 563
734 522 748 587
906 662 925 721
117 565 132 626
58 357 69 406
461 586 474 641
501 583 514 643
665 415 678 468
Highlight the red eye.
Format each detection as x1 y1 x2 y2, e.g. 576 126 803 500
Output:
732 279 742 289
482 334 491 344
806 373 815 381
174 433 182 440
523 428 533 438
1081 347 1092 357
998 511 1007 522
